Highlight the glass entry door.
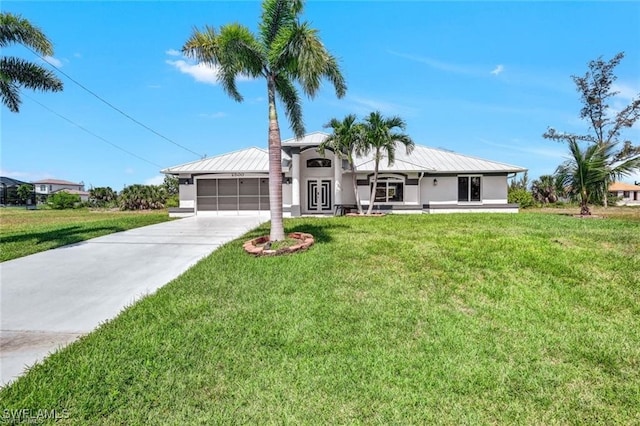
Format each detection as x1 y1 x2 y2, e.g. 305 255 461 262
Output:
307 179 332 212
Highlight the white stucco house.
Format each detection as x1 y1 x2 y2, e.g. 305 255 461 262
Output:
161 132 527 217
33 179 88 202
609 182 640 206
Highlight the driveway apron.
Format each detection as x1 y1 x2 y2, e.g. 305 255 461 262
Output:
0 214 268 387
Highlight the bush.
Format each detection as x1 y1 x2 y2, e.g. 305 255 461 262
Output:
48 192 81 209
508 188 535 208
166 194 179 208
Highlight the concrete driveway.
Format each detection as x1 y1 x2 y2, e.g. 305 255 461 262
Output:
0 214 268 387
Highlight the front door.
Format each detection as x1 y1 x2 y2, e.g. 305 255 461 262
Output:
307 179 332 213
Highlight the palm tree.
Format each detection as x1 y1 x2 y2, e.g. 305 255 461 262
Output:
360 111 414 215
319 114 365 214
0 12 63 112
182 0 346 241
531 175 559 204
555 139 609 215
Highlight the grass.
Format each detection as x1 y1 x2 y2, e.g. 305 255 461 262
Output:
1 212 639 424
0 208 171 262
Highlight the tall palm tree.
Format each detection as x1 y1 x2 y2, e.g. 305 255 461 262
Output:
531 175 560 204
360 111 414 215
182 0 346 241
0 12 63 112
319 114 365 214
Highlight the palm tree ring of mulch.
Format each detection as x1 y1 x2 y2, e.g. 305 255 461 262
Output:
243 232 314 256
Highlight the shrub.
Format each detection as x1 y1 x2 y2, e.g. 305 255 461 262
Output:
119 184 166 210
48 192 81 209
508 188 535 208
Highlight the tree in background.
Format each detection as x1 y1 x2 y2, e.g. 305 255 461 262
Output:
119 184 166 210
319 114 365 214
89 186 118 208
531 175 562 205
0 12 63 112
16 183 33 204
555 138 610 215
544 52 640 208
507 172 535 208
163 175 178 196
182 0 346 240
48 191 80 209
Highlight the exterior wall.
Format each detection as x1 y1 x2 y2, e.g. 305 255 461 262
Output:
421 174 509 205
613 190 640 206
35 183 84 196
178 183 195 208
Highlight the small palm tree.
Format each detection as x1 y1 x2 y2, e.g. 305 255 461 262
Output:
555 139 609 215
319 114 365 214
360 111 414 215
182 0 346 241
0 12 63 112
531 175 559 204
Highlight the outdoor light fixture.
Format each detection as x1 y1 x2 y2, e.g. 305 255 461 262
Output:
433 178 438 186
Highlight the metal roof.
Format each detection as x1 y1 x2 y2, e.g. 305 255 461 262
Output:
162 136 526 174
161 147 291 174
282 131 330 147
354 144 527 173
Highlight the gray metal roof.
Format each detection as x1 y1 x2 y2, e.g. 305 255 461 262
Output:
162 135 526 175
281 131 330 147
354 144 526 173
162 147 291 174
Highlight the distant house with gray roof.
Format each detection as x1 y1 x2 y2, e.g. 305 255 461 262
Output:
162 132 527 217
33 179 89 202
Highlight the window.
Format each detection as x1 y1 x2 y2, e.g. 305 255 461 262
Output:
623 191 630 198
371 177 404 202
306 158 331 168
458 176 481 202
39 185 46 192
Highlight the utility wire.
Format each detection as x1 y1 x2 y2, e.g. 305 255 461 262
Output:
29 46 205 158
24 93 163 168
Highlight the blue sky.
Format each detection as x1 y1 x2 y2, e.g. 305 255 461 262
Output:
2 1 639 190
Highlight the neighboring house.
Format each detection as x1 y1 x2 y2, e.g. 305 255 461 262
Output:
33 179 85 202
0 176 36 206
53 188 90 202
161 132 527 217
609 182 640 206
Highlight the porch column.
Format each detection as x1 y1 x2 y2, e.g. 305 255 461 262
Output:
334 152 343 206
291 147 301 216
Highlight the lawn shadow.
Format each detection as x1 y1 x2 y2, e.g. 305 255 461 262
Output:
1 225 126 247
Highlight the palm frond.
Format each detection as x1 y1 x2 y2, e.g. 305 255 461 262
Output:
259 0 299 48
0 12 53 55
274 74 304 138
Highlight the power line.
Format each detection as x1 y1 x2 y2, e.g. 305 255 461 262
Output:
24 93 163 168
28 46 205 159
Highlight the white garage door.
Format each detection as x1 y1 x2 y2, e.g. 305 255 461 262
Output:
197 178 269 211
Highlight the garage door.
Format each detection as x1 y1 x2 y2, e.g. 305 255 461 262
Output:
197 178 269 211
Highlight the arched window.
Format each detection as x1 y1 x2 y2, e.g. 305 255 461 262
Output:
306 158 331 168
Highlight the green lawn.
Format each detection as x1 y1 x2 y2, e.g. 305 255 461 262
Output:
1 213 638 424
0 208 171 262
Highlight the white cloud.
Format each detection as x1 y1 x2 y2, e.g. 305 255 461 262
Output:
388 50 478 75
491 64 504 75
144 175 165 186
124 167 135 175
0 169 54 182
612 82 639 101
165 49 181 57
166 59 220 85
346 95 417 116
73 52 82 58
43 56 63 67
198 112 227 119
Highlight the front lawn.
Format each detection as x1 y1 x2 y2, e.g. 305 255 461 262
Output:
0 208 171 262
1 213 638 424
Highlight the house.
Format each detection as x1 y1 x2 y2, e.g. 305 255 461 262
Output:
609 182 640 206
161 132 527 217
33 179 87 202
0 176 36 206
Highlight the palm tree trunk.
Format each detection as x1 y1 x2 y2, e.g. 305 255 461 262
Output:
267 76 285 241
366 149 380 215
350 163 363 214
